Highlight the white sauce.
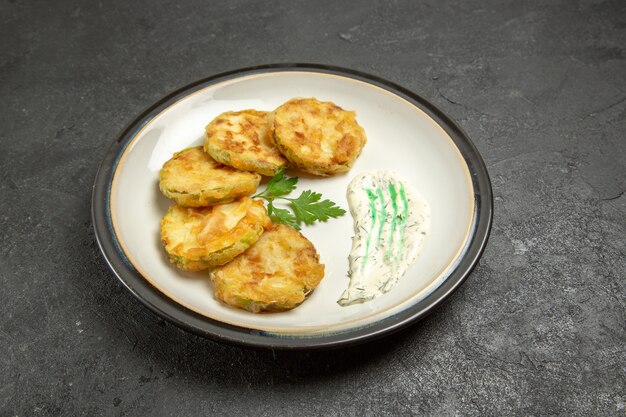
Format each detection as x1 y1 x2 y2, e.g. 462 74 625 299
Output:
338 171 431 306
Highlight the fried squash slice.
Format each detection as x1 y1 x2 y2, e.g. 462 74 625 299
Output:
159 146 261 207
160 197 270 271
271 98 366 176
205 110 288 176
210 223 325 313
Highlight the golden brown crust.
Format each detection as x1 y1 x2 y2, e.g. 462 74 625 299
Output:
271 98 367 176
159 146 261 207
160 197 271 271
209 223 325 312
205 110 288 176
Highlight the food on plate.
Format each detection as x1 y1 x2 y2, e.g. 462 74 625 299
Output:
205 110 288 176
271 98 367 176
252 168 346 230
210 223 325 313
156 97 367 313
338 171 431 306
159 146 261 207
160 197 270 271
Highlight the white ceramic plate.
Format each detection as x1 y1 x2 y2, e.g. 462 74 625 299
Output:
92 64 492 349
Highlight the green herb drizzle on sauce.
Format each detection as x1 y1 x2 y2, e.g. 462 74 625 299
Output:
358 181 412 272
362 188 379 270
397 183 409 266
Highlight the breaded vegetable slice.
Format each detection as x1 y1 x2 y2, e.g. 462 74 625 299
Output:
160 197 270 272
271 98 367 176
205 110 288 176
210 223 325 313
159 146 261 207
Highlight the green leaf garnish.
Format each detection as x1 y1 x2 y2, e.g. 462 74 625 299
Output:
253 168 346 228
254 168 297 198
268 203 300 230
289 190 347 225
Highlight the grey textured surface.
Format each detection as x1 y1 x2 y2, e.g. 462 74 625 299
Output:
1 0 624 415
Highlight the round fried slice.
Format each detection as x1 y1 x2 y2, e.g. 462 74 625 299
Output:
205 110 288 176
160 197 270 272
271 98 367 176
159 146 261 207
210 223 325 313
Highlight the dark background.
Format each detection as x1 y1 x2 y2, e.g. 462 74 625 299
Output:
1 0 624 415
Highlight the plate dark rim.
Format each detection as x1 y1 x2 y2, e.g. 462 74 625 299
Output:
91 63 493 350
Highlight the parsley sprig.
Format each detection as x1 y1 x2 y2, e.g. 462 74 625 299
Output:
253 168 346 230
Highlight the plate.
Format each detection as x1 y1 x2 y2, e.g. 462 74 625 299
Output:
92 64 492 349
